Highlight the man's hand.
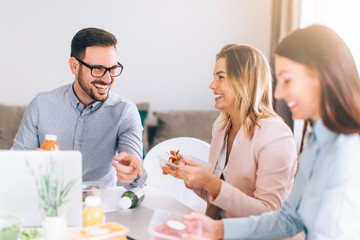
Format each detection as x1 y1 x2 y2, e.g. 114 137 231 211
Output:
112 152 143 184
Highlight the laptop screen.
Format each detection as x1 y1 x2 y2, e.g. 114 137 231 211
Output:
0 150 82 227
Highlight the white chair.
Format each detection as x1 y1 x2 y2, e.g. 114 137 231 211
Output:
144 137 210 213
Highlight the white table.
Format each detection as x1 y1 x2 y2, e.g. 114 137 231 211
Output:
61 185 194 240
21 186 195 240
102 185 194 240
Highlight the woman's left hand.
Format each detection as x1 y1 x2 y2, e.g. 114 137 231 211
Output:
178 157 222 197
178 157 209 189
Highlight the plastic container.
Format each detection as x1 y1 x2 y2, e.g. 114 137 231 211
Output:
148 210 202 240
72 222 128 240
82 181 105 202
118 188 145 209
159 154 209 179
159 155 183 179
41 134 60 150
82 196 104 227
0 215 21 240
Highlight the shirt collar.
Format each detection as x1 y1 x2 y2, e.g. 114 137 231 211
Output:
67 84 104 112
91 101 103 111
311 119 337 146
68 84 79 109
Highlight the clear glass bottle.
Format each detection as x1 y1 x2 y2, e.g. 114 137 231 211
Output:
118 188 145 209
82 196 104 227
41 134 60 151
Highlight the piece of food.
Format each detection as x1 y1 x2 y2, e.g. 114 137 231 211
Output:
82 185 101 202
162 164 182 178
72 222 128 240
18 229 41 240
0 216 21 240
168 150 182 164
161 150 183 178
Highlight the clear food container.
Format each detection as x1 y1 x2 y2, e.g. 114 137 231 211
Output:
72 222 128 240
159 155 183 179
0 215 21 240
159 154 210 179
82 181 106 202
182 154 209 167
148 210 202 240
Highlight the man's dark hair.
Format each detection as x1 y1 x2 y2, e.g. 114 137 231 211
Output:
71 27 117 59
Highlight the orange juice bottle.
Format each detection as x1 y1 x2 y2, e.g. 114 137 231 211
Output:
83 196 104 227
41 134 60 151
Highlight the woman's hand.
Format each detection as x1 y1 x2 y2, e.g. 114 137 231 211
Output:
178 157 222 198
182 212 224 240
178 157 209 189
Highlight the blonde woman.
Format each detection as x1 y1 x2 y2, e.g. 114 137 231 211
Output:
184 25 360 240
178 44 297 219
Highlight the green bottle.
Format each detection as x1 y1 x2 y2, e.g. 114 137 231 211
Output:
118 188 145 209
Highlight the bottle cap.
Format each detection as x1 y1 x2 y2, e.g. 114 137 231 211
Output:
45 134 57 141
119 196 132 209
85 196 101 207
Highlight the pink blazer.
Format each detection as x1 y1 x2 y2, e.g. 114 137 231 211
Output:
195 116 297 219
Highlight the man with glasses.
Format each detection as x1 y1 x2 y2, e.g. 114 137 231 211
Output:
11 27 147 189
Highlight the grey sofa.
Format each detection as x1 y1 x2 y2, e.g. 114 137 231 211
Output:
0 104 27 149
149 110 220 149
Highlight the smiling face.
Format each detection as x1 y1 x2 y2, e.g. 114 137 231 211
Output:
274 55 321 122
209 57 237 115
70 45 118 106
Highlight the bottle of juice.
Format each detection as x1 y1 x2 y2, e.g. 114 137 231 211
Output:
41 134 60 151
118 188 145 209
82 196 104 227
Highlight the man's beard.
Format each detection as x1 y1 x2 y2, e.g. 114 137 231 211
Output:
77 67 111 102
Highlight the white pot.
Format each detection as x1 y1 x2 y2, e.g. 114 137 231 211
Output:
42 214 67 240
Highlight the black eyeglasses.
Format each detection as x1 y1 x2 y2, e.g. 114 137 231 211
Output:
74 57 123 77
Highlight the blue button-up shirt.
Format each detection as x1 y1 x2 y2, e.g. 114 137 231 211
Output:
222 120 360 239
12 84 147 188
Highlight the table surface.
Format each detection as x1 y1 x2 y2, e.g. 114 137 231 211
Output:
103 185 195 240
25 185 196 240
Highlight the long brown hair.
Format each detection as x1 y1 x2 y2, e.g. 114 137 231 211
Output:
275 25 360 135
217 44 278 140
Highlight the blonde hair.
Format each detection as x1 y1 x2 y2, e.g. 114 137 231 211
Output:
217 44 278 140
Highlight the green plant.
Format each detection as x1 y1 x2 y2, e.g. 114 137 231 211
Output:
27 156 78 217
19 229 41 240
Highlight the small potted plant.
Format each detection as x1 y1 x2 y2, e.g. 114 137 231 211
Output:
27 155 78 240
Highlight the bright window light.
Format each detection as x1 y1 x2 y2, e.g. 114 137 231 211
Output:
301 0 360 71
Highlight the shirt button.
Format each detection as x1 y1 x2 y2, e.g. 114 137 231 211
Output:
76 140 79 144
79 118 83 122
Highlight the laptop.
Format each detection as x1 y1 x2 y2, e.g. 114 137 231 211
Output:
0 150 82 227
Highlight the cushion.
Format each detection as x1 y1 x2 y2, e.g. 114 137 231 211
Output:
135 103 150 155
0 104 27 149
138 110 148 126
151 110 220 149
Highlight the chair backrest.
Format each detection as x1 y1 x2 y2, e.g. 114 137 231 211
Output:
144 137 210 213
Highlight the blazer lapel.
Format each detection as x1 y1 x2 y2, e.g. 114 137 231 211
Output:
208 118 232 173
206 118 233 219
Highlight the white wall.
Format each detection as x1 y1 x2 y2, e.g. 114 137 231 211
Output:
0 0 272 116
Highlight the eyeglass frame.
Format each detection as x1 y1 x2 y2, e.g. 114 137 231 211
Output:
74 57 124 77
